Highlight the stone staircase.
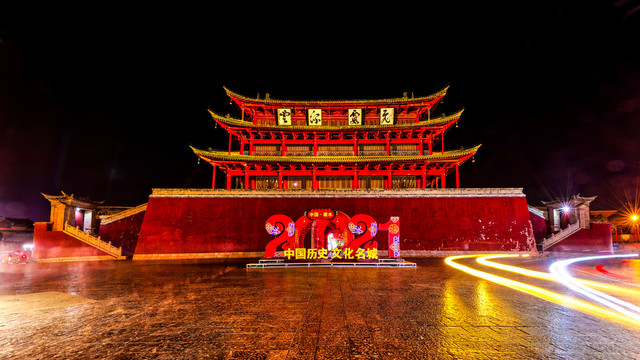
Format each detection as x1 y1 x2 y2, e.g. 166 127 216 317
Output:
542 222 581 251
63 223 123 259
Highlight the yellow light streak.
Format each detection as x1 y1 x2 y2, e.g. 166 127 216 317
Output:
445 254 640 328
476 254 640 296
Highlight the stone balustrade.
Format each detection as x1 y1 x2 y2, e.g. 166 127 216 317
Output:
63 223 122 258
542 222 581 251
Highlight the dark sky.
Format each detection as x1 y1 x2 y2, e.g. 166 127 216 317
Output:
1 3 639 221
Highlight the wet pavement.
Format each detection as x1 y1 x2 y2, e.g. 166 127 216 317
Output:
1 257 639 359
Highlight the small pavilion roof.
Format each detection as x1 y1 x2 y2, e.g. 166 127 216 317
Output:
224 86 449 107
541 194 598 208
209 109 464 132
190 145 480 164
42 191 104 208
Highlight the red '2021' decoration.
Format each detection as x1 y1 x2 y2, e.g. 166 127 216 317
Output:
265 209 399 259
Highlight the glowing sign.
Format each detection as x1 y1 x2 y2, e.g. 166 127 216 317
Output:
380 108 394 125
265 210 399 259
348 109 362 125
283 247 377 260
306 209 336 220
379 216 400 257
308 109 322 126
277 108 292 125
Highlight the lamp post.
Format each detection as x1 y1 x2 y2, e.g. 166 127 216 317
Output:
631 214 639 242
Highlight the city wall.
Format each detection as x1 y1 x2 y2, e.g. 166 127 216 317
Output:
133 188 537 260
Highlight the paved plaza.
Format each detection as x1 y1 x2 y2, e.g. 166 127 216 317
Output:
1 256 639 359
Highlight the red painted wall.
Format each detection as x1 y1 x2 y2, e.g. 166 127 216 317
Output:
135 194 536 256
529 210 548 241
98 211 145 257
33 223 106 260
547 223 613 254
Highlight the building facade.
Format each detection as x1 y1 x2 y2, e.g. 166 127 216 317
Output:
33 86 539 262
192 86 479 191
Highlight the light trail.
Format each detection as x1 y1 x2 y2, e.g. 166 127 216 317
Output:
445 254 640 328
595 264 633 280
549 254 640 323
476 254 640 296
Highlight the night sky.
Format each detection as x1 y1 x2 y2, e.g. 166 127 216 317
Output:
1 3 639 221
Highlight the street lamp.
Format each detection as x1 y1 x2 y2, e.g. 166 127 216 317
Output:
631 214 639 241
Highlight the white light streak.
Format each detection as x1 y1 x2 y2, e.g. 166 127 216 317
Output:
549 254 640 323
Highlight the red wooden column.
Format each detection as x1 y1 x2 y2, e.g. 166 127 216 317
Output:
278 171 283 189
440 171 446 188
455 163 460 189
312 166 318 189
387 169 392 189
313 134 318 156
428 138 433 155
353 139 358 156
244 169 250 189
226 174 232 189
352 169 358 189
421 171 426 189
211 164 216 189
419 138 424 155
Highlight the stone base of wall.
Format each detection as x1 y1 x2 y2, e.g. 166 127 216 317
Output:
401 250 539 257
36 255 124 263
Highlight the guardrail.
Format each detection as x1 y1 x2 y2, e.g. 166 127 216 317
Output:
63 223 122 258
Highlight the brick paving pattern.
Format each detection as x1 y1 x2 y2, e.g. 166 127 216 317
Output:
1 257 639 359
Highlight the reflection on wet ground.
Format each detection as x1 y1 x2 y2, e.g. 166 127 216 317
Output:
1 257 639 359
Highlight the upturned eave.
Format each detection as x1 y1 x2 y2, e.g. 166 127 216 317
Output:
223 86 449 107
190 145 480 164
